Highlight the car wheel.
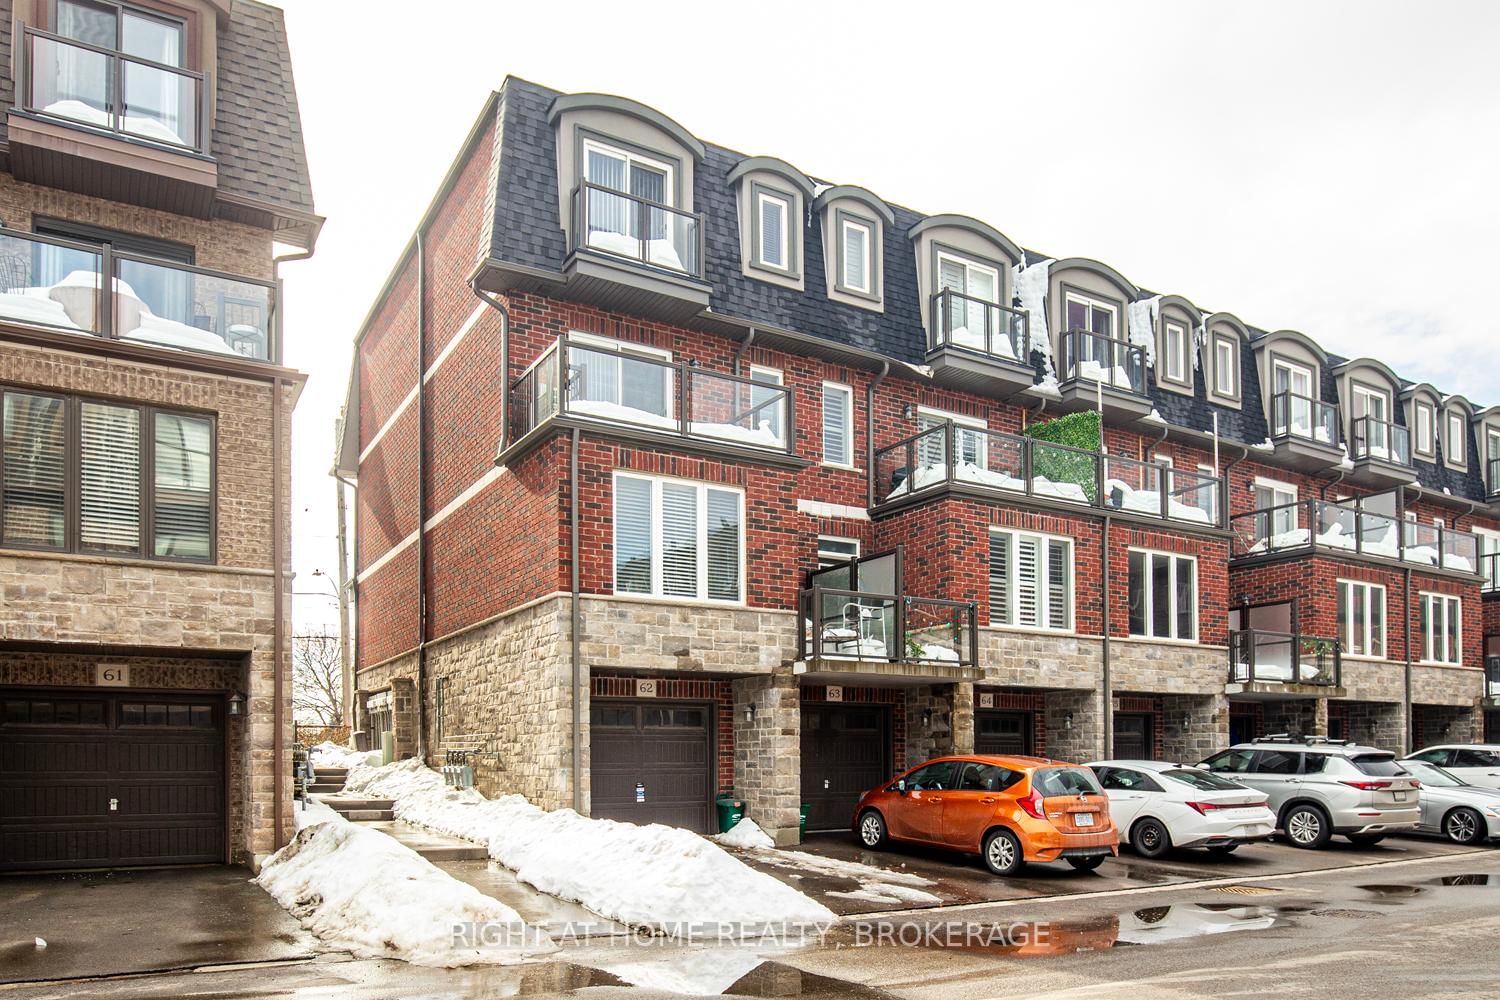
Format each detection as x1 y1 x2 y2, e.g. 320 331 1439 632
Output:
1282 804 1331 849
1065 854 1106 872
1346 833 1385 847
1205 843 1239 857
982 828 1024 877
1131 818 1172 859
857 810 887 849
1443 807 1484 845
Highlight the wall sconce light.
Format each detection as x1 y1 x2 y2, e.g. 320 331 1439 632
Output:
228 692 246 718
903 403 915 420
744 704 756 723
1181 713 1191 733
921 709 932 729
1065 712 1074 731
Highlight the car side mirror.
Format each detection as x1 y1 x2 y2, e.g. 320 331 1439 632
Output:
895 779 907 794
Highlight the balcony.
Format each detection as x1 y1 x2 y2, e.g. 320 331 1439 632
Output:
1485 642 1499 705
1348 415 1413 487
8 27 216 216
1231 493 1480 575
0 229 278 362
1489 457 1500 501
505 334 799 465
925 289 1035 398
1228 630 1344 697
873 421 1222 527
1482 553 1499 595
560 182 709 323
796 547 979 683
1266 390 1345 472
1054 330 1152 420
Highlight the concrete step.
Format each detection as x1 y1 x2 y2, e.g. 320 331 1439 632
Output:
343 808 396 822
313 767 349 779
314 795 394 812
363 821 490 862
307 782 346 793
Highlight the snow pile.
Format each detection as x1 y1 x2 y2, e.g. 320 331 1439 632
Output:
1011 259 1053 382
715 817 776 850
293 798 345 832
341 760 835 934
886 461 1088 504
1127 296 1160 369
569 399 786 450
308 741 375 769
747 850 943 907
255 820 554 967
587 230 684 270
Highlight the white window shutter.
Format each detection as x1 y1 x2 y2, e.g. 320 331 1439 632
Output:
1016 536 1040 627
659 482 699 597
79 402 139 553
1047 539 1071 630
613 476 654 594
988 532 1011 626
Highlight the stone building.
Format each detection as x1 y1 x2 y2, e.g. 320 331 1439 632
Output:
338 77 1499 847
0 0 318 871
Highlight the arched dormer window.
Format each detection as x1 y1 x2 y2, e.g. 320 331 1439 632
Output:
1155 295 1202 396
727 157 815 290
1204 312 1249 408
813 186 893 311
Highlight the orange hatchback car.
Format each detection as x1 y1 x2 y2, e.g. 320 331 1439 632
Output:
852 755 1120 875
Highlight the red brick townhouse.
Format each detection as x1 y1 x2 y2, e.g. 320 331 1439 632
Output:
0 0 319 870
336 77 1500 844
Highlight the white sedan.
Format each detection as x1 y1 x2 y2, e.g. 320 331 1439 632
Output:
1087 760 1277 859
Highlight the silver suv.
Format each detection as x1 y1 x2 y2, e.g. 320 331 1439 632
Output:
1200 736 1420 848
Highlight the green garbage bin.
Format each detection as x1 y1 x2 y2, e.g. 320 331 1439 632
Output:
715 794 745 833
799 802 810 842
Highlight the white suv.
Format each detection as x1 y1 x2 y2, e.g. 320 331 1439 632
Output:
1403 745 1500 790
1200 736 1420 848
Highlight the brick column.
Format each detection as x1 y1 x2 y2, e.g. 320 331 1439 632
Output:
733 668 800 846
905 684 959 766
951 682 975 755
390 676 419 759
1159 693 1228 763
1044 690 1102 761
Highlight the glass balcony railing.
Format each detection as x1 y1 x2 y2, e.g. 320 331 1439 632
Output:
0 228 277 361
1059 330 1147 394
929 289 1029 364
797 586 977 667
1351 415 1411 466
1489 457 1500 499
1231 492 1480 572
1229 629 1342 687
1480 553 1499 594
19 26 206 152
1270 390 1341 447
508 335 793 454
874 421 1223 526
571 182 703 277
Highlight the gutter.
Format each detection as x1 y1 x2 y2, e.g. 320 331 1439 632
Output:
570 427 583 812
1101 514 1113 758
733 327 756 377
866 361 889 508
271 375 286 850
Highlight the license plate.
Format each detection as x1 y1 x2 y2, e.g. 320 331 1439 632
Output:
1394 791 1406 801
1074 812 1096 827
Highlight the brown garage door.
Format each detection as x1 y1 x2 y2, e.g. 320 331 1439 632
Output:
976 711 1032 756
0 690 225 872
801 703 890 832
590 700 714 833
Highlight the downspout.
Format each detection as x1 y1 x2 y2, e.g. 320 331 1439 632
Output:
1024 394 1049 429
569 427 583 812
1403 565 1413 754
866 361 889 508
334 468 353 726
1319 470 1346 499
471 284 512 451
415 234 429 761
1143 424 1169 461
1101 514 1113 758
733 327 757 378
271 375 286 850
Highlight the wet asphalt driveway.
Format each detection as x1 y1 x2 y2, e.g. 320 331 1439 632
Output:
736 830 1490 916
0 865 317 983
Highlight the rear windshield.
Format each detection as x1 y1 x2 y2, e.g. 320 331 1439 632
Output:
1033 767 1103 797
1161 768 1247 791
1350 754 1407 777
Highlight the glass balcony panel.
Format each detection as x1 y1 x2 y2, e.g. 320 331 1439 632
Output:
1271 391 1339 444
1353 416 1411 465
882 426 948 501
967 429 1025 493
1028 440 1096 504
812 592 897 660
1062 331 1146 393
578 184 700 276
687 369 788 450
29 35 111 127
0 232 102 332
904 598 969 664
120 60 197 147
1314 500 1357 551
565 343 675 430
933 289 1028 363
115 257 271 359
1482 553 1500 593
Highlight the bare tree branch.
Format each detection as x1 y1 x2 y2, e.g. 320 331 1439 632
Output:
293 632 344 727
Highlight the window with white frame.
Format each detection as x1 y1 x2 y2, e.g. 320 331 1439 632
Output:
1476 527 1500 591
581 139 677 263
1163 321 1188 384
822 382 854 466
989 529 1073 630
1414 400 1435 458
753 187 792 271
748 365 784 440
1253 477 1298 537
1213 335 1238 398
1446 410 1467 468
817 535 860 568
1420 592 1462 664
936 252 1001 349
566 331 672 422
1351 384 1392 457
1488 428 1500 472
613 473 743 602
1127 550 1196 640
1337 579 1385 657
838 215 874 294
916 406 986 471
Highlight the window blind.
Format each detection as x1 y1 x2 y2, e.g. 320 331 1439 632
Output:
153 412 211 559
705 488 740 602
2 391 67 548
79 402 140 553
759 194 785 267
843 222 867 290
823 384 850 464
613 475 654 594
660 482 698 598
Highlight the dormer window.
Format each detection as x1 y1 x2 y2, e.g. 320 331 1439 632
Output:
1414 400 1435 459
729 157 813 291
754 187 791 271
1213 336 1237 397
1163 320 1188 384
1445 410 1467 469
838 213 874 295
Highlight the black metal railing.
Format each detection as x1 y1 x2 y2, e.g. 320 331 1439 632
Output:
0 227 278 361
508 334 794 453
1482 553 1500 594
873 421 1222 525
1269 390 1341 446
798 586 978 667
18 26 208 152
1059 329 1146 394
1229 630 1342 687
1230 493 1480 572
571 181 704 277
929 289 1029 364
1351 415 1411 466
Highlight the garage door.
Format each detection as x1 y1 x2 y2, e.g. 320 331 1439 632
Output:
976 711 1032 756
801 703 889 832
590 700 713 833
0 690 225 872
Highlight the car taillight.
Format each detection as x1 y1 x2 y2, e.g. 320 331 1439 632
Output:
1017 790 1046 819
1185 801 1223 815
1341 780 1392 791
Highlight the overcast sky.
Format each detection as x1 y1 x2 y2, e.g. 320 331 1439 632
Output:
275 0 1500 631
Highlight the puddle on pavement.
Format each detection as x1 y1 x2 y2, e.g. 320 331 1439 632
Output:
1433 874 1499 886
724 962 892 997
1358 884 1425 898
1360 875 1499 897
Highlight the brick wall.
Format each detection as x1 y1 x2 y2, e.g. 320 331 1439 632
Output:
592 674 734 793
